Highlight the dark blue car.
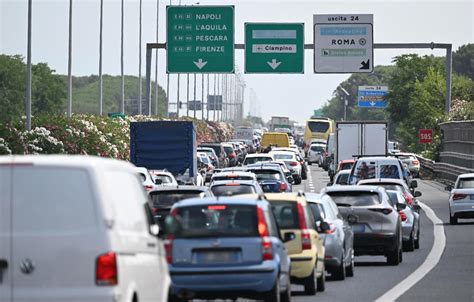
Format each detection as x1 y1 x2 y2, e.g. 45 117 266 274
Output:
165 196 292 302
246 165 293 193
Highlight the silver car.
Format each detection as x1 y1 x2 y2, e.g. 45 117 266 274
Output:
306 193 355 280
386 190 420 251
446 173 474 224
322 185 404 266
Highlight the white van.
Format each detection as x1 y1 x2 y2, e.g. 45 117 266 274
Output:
0 155 169 302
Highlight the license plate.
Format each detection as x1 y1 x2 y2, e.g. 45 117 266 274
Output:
352 224 365 233
199 251 235 264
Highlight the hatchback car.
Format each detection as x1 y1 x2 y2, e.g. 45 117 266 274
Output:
386 190 420 251
210 179 264 197
199 143 229 168
210 171 257 184
307 143 326 166
330 170 351 186
136 166 158 192
322 185 404 265
243 153 275 166
149 169 178 186
305 193 355 280
246 166 293 193
197 147 219 168
269 151 303 184
396 153 421 178
265 192 326 295
446 173 474 224
222 143 239 167
165 197 292 302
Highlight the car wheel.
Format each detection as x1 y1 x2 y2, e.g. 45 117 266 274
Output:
346 249 355 277
280 275 291 302
168 295 185 302
415 230 420 249
387 233 401 266
294 176 302 185
449 212 458 225
403 231 415 252
332 251 346 281
308 161 312 166
264 279 281 302
303 269 316 295
317 267 326 292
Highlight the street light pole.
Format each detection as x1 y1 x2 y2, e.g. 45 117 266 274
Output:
340 87 350 121
25 0 32 130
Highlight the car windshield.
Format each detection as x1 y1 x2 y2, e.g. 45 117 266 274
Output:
211 184 256 196
244 157 272 164
271 202 299 229
326 192 381 206
174 205 258 238
273 154 293 160
149 191 204 207
308 121 330 132
458 178 474 189
252 170 282 181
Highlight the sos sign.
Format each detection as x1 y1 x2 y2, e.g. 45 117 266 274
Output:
419 129 433 144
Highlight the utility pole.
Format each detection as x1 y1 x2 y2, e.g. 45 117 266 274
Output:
154 0 160 115
186 74 190 116
67 0 73 117
98 0 104 115
120 0 125 113
340 87 350 121
138 0 143 115
177 75 180 117
201 74 204 120
206 74 210 120
193 73 197 119
25 0 32 130
213 74 216 121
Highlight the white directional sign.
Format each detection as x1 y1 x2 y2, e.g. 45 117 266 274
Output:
314 14 373 73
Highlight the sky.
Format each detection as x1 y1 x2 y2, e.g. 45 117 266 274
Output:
1 0 473 124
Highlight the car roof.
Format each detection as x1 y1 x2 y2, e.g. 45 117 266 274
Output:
336 170 351 174
210 179 259 186
245 164 282 172
339 159 355 163
173 197 261 208
246 153 273 158
458 173 474 179
269 151 295 155
264 192 305 202
358 178 406 185
212 171 255 177
356 156 400 162
323 185 383 193
220 167 248 172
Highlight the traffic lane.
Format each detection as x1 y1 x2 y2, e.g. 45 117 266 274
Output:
288 166 435 302
398 180 474 301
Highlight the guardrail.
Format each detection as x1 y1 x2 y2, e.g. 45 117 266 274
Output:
416 154 474 183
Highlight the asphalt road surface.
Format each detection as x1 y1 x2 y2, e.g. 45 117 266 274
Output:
198 165 474 301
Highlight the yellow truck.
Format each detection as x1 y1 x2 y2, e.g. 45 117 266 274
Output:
260 132 290 150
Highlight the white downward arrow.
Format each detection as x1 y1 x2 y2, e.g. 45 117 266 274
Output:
370 101 376 106
193 59 208 70
267 59 282 70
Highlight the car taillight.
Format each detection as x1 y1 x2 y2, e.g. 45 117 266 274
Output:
144 185 153 191
403 192 414 205
96 252 117 286
289 161 299 167
412 160 419 165
257 207 273 260
229 153 236 158
164 240 173 264
325 223 336 234
453 193 468 201
301 231 312 250
279 182 287 192
399 211 407 221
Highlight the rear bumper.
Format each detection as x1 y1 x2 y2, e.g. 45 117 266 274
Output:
450 202 474 217
354 233 398 256
169 262 278 298
289 253 316 279
323 235 343 269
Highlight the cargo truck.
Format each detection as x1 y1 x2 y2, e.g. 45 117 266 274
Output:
130 121 197 184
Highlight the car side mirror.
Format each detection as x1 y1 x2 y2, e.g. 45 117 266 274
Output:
445 185 453 192
327 182 333 186
283 232 296 243
414 191 422 197
347 214 358 225
318 221 331 233
287 176 295 184
177 180 185 185
155 179 163 185
397 203 407 211
413 204 422 211
410 180 418 188
144 203 160 237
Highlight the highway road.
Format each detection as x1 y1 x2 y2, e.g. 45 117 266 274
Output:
208 165 474 302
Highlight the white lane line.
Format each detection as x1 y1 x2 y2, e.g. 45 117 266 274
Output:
375 201 446 302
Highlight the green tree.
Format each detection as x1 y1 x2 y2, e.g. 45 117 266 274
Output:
0 55 25 123
32 63 66 114
453 43 474 80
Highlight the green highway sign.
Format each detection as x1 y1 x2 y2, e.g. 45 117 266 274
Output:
167 6 234 73
245 23 304 73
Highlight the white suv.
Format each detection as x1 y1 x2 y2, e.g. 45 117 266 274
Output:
447 173 474 224
0 155 169 302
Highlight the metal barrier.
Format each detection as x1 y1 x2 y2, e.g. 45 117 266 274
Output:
416 154 474 182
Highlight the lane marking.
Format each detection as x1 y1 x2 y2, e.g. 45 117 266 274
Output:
375 201 446 302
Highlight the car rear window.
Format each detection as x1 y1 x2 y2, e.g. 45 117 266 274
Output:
458 178 474 189
327 192 381 207
380 165 400 179
336 173 349 185
340 163 354 170
150 190 204 207
251 170 282 181
174 204 258 238
244 157 272 165
211 184 256 196
201 145 221 156
273 154 293 160
271 202 299 229
213 175 254 182
310 145 325 152
155 175 173 184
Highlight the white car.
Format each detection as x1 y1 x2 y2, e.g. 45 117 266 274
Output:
307 143 326 166
447 173 474 224
331 169 351 186
0 155 170 302
242 153 274 165
269 150 303 184
136 166 158 192
149 170 178 187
